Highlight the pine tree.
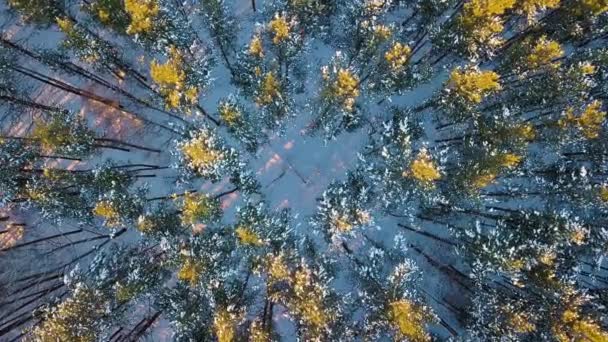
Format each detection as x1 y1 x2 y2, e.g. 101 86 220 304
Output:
150 46 209 112
7 0 65 25
217 96 265 152
312 170 373 239
176 127 240 181
29 285 109 342
85 0 131 33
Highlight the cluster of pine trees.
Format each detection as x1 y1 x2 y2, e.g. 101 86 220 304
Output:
1 0 608 340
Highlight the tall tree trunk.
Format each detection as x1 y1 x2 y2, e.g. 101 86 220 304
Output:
0 95 62 112
10 65 182 135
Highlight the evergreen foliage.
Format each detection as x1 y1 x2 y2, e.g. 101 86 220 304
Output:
2 0 608 341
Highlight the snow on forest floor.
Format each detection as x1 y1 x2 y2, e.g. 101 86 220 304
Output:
0 0 468 340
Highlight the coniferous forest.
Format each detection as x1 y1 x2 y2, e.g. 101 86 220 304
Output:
1 0 608 341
